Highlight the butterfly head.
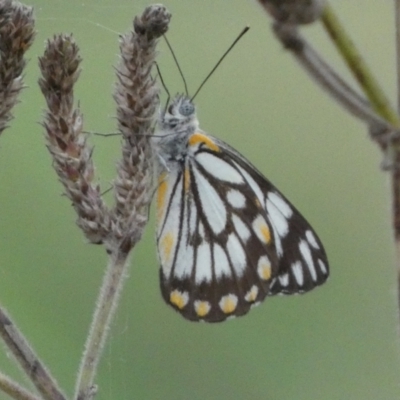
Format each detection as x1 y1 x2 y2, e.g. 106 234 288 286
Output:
159 94 199 136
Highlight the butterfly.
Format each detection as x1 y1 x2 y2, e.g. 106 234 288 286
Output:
153 94 329 322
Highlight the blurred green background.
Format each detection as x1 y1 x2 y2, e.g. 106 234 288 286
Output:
0 1 398 399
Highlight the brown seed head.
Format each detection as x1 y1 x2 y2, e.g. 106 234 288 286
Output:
110 5 171 253
39 35 111 244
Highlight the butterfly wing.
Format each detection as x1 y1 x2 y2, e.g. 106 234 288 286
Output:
216 137 329 296
156 132 329 322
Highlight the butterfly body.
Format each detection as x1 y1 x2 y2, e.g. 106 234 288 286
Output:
154 95 329 322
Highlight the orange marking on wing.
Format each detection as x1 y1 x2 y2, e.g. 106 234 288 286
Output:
260 224 271 244
257 256 272 280
219 294 238 314
260 264 271 280
157 173 168 221
170 290 188 309
184 167 190 192
160 232 174 262
195 301 211 317
245 286 259 302
188 132 220 152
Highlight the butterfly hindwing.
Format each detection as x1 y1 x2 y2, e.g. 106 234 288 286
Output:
157 153 277 322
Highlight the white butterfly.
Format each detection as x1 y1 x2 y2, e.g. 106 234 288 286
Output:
153 95 329 322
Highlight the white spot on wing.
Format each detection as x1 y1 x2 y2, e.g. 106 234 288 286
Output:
170 290 189 309
226 233 246 277
279 273 289 287
268 192 293 218
194 300 211 317
232 214 251 243
299 240 317 281
192 166 227 234
213 243 231 279
233 162 264 205
318 259 328 275
244 285 259 302
188 202 198 236
174 244 194 279
174 187 194 280
257 255 272 280
306 230 320 249
195 242 212 283
157 176 182 239
196 152 244 183
271 225 283 257
252 215 271 244
219 294 238 313
266 197 289 238
291 261 304 286
198 222 205 238
226 189 246 208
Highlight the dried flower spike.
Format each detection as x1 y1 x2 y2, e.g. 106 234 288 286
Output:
0 0 35 135
110 5 171 253
38 35 111 244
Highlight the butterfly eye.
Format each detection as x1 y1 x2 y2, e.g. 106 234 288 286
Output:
179 102 194 116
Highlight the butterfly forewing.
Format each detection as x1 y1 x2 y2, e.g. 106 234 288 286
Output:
155 95 329 322
214 137 329 296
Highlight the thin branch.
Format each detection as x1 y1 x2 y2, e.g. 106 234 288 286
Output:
321 2 400 127
396 0 400 114
393 0 400 320
257 0 325 25
74 252 129 400
0 306 66 400
272 22 391 135
0 372 41 400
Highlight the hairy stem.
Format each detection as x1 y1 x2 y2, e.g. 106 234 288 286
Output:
74 251 130 400
0 372 41 400
0 306 66 400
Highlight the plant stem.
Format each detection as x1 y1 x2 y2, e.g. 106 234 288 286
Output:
272 22 390 133
0 306 66 400
396 0 400 114
0 372 41 400
74 251 130 400
393 0 400 318
321 1 400 334
321 2 400 127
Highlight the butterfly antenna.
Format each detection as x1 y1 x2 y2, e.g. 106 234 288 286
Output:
191 26 250 101
155 62 171 115
163 34 189 96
